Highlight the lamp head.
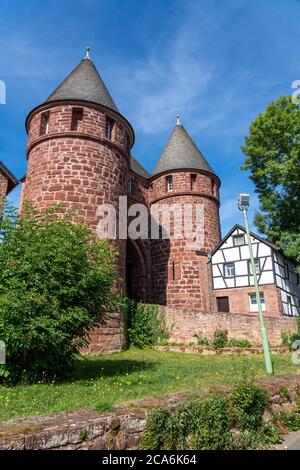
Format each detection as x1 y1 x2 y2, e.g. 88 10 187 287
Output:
238 193 250 211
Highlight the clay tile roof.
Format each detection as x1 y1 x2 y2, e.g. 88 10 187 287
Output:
152 123 216 177
46 57 118 112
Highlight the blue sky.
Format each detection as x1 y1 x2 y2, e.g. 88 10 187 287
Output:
0 0 299 236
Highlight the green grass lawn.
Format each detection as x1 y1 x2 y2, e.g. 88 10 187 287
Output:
0 349 299 421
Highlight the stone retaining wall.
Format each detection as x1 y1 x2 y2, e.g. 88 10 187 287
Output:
155 345 290 355
0 375 299 450
163 307 298 346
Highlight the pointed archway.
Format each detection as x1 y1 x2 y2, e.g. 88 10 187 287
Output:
126 239 148 302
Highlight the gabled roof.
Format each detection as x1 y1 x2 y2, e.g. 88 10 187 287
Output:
211 224 279 256
0 161 19 195
46 57 118 112
130 156 150 179
152 122 217 177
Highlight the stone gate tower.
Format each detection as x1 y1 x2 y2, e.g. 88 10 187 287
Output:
149 118 221 310
22 49 134 279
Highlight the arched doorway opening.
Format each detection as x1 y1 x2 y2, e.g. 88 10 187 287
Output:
126 239 147 302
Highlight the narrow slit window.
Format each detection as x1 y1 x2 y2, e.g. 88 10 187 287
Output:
105 117 114 140
128 178 133 194
190 174 197 190
172 262 176 281
40 112 50 135
211 178 215 195
71 108 83 131
166 176 173 192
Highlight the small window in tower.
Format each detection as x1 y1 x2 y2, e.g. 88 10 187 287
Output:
71 108 83 131
166 176 173 192
40 112 50 135
128 178 133 194
190 174 197 190
105 117 114 140
172 262 176 281
211 178 215 195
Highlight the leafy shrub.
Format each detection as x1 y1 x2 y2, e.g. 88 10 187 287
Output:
141 382 282 450
195 334 210 346
229 339 252 348
231 381 269 430
126 300 169 349
211 329 228 349
0 203 118 384
279 409 300 432
141 394 233 450
281 329 300 349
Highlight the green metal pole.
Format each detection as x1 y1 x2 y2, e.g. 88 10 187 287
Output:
243 209 273 375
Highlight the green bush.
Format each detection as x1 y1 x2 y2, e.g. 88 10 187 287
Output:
281 324 300 349
231 381 269 430
0 203 118 384
126 301 169 349
141 381 282 450
279 409 300 432
229 339 252 348
195 334 210 346
211 329 228 349
141 394 233 450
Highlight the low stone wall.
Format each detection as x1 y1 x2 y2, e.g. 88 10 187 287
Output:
155 345 290 355
0 375 299 450
163 307 298 346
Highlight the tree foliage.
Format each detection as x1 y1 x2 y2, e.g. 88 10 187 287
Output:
242 96 300 269
0 203 118 383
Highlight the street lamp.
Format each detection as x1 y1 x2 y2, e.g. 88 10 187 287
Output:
238 193 273 375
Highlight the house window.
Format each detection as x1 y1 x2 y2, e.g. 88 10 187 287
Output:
105 117 114 140
233 234 245 246
287 296 292 316
224 262 235 278
285 263 290 280
71 107 83 131
249 258 260 276
217 296 230 312
128 178 133 194
166 176 173 192
190 174 197 190
249 292 266 312
40 112 50 135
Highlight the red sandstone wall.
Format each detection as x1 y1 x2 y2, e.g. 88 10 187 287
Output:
24 101 133 279
127 170 151 302
0 171 8 214
212 285 283 316
163 306 298 346
149 170 221 309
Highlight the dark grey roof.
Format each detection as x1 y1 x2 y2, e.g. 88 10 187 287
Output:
130 156 150 179
0 161 19 194
46 58 119 112
152 123 216 177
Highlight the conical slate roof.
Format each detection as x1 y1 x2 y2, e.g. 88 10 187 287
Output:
46 56 118 112
130 156 150 179
152 122 216 177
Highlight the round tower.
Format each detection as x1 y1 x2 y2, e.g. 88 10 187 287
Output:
22 50 134 279
149 118 221 310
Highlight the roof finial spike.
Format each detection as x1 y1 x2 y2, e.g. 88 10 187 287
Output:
176 114 181 126
85 47 91 59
